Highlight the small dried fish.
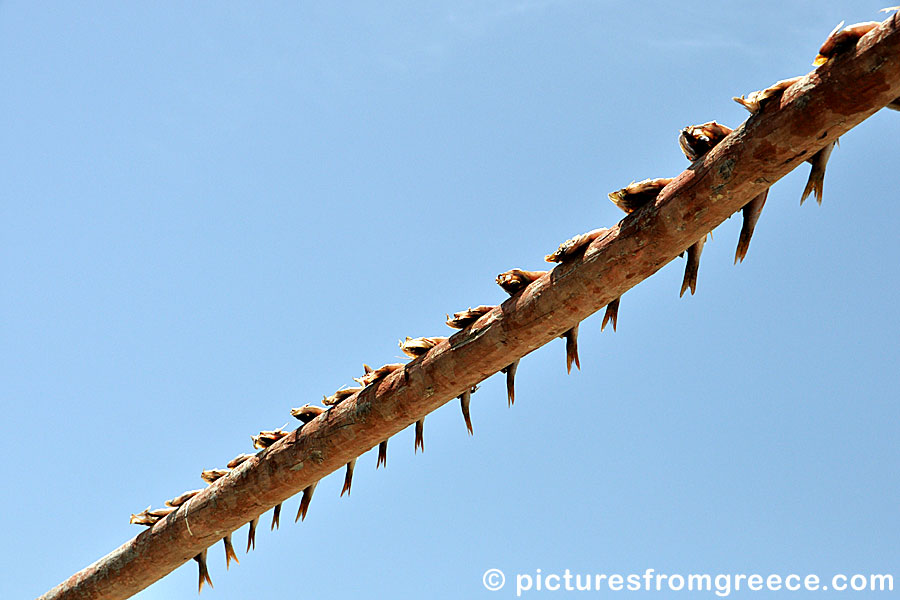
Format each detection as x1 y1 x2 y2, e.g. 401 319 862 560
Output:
607 178 673 214
544 228 609 372
544 228 609 263
445 305 495 329
165 489 201 508
129 505 176 526
734 76 840 208
495 269 546 404
679 121 767 266
609 178 688 298
251 426 289 450
353 363 404 387
226 453 254 469
678 121 733 162
495 268 547 295
201 469 229 485
813 21 880 66
732 76 803 114
290 404 326 424
399 336 447 359
323 386 362 407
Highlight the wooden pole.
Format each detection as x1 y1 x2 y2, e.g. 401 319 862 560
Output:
39 14 900 600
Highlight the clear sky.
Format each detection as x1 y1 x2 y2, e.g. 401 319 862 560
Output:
3 2 898 599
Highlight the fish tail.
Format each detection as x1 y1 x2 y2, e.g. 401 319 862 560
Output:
246 518 257 553
735 191 768 263
504 360 518 406
459 389 473 435
801 141 836 205
195 550 213 593
341 458 356 497
414 419 425 453
223 534 239 569
377 440 388 469
565 324 580 374
297 481 318 522
270 503 281 531
680 237 705 297
602 298 620 332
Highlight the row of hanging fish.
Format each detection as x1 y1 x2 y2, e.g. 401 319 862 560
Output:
606 14 899 331
129 434 294 592
129 12 899 594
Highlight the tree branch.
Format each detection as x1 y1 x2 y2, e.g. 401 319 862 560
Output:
40 13 900 600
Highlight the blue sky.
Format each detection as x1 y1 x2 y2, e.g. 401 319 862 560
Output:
2 2 898 599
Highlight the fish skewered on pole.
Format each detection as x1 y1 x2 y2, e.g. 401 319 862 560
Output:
495 268 547 405
545 228 610 372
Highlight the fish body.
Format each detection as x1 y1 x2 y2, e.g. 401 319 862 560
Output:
226 454 254 469
544 229 608 371
251 427 289 450
495 269 547 295
813 21 880 65
291 404 326 424
494 269 547 399
354 363 404 387
323 387 362 407
201 469 229 485
399 336 447 359
679 120 768 266
607 178 674 214
129 505 176 527
678 121 732 162
446 305 495 329
544 228 609 263
165 489 201 507
732 77 803 114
